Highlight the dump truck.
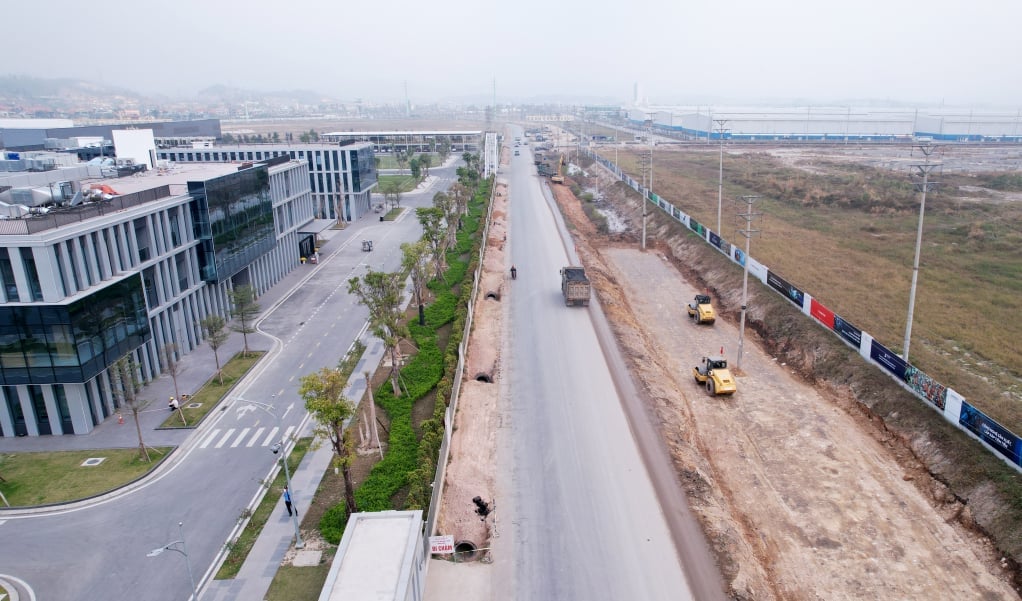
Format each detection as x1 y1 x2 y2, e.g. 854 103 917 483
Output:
687 294 716 324
693 356 737 395
560 266 591 307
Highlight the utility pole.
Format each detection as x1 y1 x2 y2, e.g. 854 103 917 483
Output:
903 143 941 362
736 195 761 371
714 119 729 234
643 117 653 250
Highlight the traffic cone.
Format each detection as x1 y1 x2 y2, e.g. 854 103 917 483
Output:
117 413 124 425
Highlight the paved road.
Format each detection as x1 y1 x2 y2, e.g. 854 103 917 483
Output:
0 161 460 601
496 128 699 600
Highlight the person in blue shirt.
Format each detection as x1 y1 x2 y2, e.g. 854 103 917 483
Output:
283 486 295 517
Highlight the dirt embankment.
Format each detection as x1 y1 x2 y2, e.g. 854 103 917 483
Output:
549 170 1022 599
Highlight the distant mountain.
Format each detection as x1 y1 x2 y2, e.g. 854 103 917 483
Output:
0 74 142 100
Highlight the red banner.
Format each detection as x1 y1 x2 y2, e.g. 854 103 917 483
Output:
810 298 835 329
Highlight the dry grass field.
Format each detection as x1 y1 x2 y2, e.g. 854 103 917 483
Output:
603 143 1022 434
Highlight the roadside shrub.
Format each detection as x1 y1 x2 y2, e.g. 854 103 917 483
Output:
319 503 348 545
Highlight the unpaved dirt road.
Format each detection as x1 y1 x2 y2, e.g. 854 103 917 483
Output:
550 168 1018 599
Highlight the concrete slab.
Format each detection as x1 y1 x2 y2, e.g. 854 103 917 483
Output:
292 550 323 567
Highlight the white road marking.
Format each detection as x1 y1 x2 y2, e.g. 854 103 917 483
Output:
263 426 280 447
231 428 251 448
199 429 220 449
248 427 266 447
214 429 234 449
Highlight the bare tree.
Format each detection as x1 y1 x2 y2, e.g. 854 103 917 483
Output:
363 371 382 458
416 207 447 281
160 343 187 425
401 240 430 326
201 315 229 385
229 285 260 357
110 355 151 463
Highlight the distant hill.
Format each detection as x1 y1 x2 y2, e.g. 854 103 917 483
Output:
0 75 141 100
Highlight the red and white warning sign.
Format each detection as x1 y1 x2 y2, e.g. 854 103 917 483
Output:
429 535 455 554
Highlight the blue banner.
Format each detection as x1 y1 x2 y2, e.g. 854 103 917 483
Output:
766 271 805 308
959 402 1022 466
833 314 862 348
709 231 724 250
869 340 907 380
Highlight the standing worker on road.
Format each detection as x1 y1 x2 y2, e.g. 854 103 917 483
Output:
510 265 517 280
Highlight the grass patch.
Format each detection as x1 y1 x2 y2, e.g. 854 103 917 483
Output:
378 174 420 193
265 564 332 601
0 447 173 506
159 352 264 428
215 437 311 580
376 153 439 170
382 207 404 221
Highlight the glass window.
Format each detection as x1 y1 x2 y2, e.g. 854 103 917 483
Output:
0 248 19 302
29 385 51 435
19 248 43 301
3 387 26 436
55 385 73 434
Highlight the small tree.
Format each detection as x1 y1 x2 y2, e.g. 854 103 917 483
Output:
201 315 229 385
409 157 422 181
449 182 470 217
379 178 403 209
395 150 410 172
110 355 151 463
299 367 358 515
416 207 447 280
348 269 408 395
160 343 187 425
229 285 260 357
419 153 432 177
222 133 236 144
401 240 430 326
433 192 458 251
438 139 451 165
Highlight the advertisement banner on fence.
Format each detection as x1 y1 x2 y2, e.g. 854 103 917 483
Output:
689 218 705 237
810 298 835 329
945 388 964 422
904 365 948 410
869 340 907 380
672 206 683 221
709 231 724 250
959 401 1022 466
833 314 862 348
766 271 805 308
732 246 746 266
747 257 768 283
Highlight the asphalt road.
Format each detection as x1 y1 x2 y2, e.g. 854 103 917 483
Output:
499 128 696 600
0 163 459 601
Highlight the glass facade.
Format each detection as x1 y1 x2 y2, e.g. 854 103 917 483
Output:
0 274 150 385
350 146 377 193
188 166 276 283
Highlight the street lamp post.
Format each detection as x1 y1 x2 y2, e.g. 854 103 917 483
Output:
147 522 198 601
271 439 304 549
236 397 305 550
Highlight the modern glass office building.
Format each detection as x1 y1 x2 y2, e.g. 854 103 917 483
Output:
158 142 377 222
0 159 313 437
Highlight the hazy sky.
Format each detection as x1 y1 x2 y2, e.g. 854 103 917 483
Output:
6 0 1022 107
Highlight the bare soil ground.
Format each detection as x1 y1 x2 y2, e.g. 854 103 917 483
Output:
548 173 1020 599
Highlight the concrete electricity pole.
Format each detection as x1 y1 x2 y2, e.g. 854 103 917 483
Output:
903 143 941 362
714 119 729 234
736 195 761 371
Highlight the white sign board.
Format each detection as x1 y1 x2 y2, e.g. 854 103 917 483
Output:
429 535 455 555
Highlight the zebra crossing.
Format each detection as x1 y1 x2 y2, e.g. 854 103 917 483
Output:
198 425 297 450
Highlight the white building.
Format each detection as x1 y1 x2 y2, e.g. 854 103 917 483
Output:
318 510 426 601
0 158 313 437
156 142 377 222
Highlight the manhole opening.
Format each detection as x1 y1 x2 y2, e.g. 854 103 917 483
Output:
185 402 202 409
454 541 478 561
81 457 106 467
475 373 492 383
484 291 500 301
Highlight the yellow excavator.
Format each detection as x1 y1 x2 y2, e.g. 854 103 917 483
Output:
551 154 565 184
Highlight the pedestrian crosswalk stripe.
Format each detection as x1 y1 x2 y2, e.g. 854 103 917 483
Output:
199 429 219 449
247 427 265 447
214 429 234 448
283 425 296 441
231 427 251 448
263 426 280 447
